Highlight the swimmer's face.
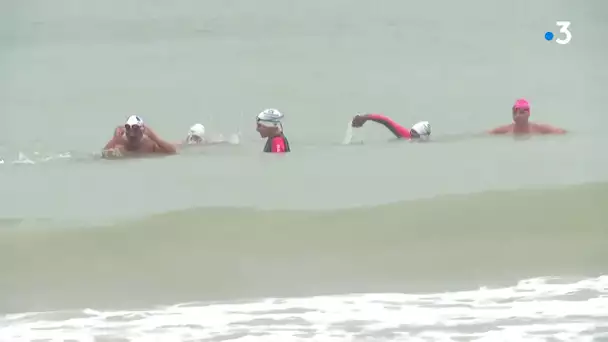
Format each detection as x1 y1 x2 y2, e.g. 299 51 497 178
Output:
512 108 530 124
409 129 430 142
187 135 203 144
256 122 278 138
410 129 420 139
125 124 144 143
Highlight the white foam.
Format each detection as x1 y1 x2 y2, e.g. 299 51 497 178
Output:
342 120 354 145
3 151 73 165
1 276 607 342
227 132 241 145
13 152 35 164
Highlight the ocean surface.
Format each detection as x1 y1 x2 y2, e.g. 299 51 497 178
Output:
1 0 608 341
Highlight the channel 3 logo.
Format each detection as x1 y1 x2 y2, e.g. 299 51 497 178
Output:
544 21 571 45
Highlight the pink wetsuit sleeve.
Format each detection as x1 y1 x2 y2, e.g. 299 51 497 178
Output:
366 114 412 139
270 136 287 153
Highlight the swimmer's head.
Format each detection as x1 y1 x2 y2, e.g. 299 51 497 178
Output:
256 108 284 138
512 98 530 124
410 121 431 140
124 115 145 143
186 123 205 144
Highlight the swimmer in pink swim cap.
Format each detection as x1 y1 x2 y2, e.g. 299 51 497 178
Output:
488 98 566 135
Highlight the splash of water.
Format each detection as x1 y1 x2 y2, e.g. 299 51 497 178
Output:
342 120 354 145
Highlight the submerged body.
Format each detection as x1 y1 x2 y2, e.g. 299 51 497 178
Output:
488 122 566 135
263 134 291 153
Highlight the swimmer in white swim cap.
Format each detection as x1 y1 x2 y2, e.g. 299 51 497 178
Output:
102 115 177 156
351 113 431 141
410 121 432 140
179 122 241 146
255 108 291 153
185 123 206 144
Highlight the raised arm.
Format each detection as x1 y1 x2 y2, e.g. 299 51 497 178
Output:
352 114 411 139
145 126 177 154
102 126 127 150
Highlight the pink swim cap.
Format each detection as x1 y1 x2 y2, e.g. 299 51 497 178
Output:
513 98 530 110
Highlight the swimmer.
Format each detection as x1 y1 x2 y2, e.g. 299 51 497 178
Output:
351 114 431 140
184 123 207 144
256 108 291 153
103 115 177 156
488 98 566 135
179 123 240 146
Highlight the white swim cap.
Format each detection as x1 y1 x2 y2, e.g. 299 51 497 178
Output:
256 108 283 127
188 123 205 137
411 121 431 137
125 115 144 127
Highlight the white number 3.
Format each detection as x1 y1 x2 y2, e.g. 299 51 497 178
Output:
555 21 572 45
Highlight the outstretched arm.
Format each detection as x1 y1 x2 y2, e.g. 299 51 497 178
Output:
487 125 512 134
538 124 567 134
352 114 411 139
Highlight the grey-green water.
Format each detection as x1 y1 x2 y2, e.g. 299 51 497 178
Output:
2 182 608 313
1 0 607 340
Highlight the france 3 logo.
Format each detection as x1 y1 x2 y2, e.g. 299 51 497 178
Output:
544 21 572 45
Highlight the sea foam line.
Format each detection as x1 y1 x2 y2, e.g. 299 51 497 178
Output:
1 276 607 342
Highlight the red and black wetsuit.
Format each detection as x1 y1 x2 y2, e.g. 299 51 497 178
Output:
263 134 291 153
366 114 412 139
